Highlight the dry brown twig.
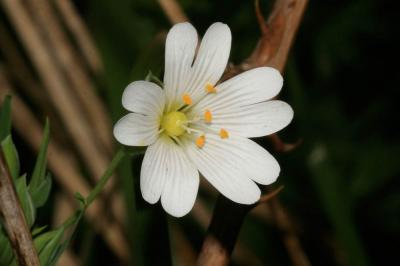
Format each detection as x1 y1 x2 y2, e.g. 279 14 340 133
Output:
269 199 311 266
0 153 40 266
1 0 110 181
0 23 46 108
54 0 103 74
0 22 68 142
1 0 126 232
192 199 265 266
1 0 128 259
196 0 309 265
0 70 129 261
258 185 285 203
157 0 308 264
170 224 197 266
25 0 113 155
158 0 189 24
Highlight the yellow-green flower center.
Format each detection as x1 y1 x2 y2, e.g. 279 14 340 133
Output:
161 111 188 137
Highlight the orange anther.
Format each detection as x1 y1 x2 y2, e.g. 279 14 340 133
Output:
205 83 217 93
219 128 229 139
182 94 192 105
195 135 205 148
204 110 212 123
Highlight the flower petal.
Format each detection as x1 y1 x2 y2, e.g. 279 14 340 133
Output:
191 67 283 113
122 81 165 116
140 136 170 203
113 113 159 146
183 134 262 204
220 135 281 185
163 22 198 110
207 100 294 138
161 139 199 217
185 22 231 103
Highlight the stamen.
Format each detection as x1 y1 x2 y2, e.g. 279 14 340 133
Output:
182 94 192 105
181 124 203 135
181 116 201 125
205 83 217 93
219 128 229 139
204 110 212 123
196 135 205 148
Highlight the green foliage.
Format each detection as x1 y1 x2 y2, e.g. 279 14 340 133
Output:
308 144 369 266
0 97 14 266
29 173 52 209
0 95 12 142
36 227 65 266
16 175 37 228
1 0 399 265
29 120 52 208
0 98 84 266
1 135 20 180
0 225 13 266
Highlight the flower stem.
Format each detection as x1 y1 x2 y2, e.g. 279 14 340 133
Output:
86 147 126 206
62 147 126 230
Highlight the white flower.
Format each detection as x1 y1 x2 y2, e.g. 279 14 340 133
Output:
113 22 293 217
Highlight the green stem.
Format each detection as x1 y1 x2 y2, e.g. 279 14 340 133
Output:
86 147 126 206
62 147 126 229
61 210 83 229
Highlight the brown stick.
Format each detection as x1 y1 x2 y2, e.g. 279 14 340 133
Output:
170 224 197 266
1 0 110 181
269 199 311 266
158 0 189 24
25 0 113 155
1 0 126 228
54 0 103 74
0 154 40 266
0 23 67 142
0 71 129 261
197 0 308 265
192 198 264 266
196 197 253 266
0 23 46 108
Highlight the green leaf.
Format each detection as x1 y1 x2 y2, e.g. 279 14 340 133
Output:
74 192 86 209
32 225 49 237
29 173 52 208
37 227 65 266
1 135 20 180
0 95 12 142
308 144 370 266
47 238 72 266
47 210 84 266
29 119 50 191
0 226 14 265
16 175 36 228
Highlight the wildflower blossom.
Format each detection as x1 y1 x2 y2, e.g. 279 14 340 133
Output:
114 22 293 217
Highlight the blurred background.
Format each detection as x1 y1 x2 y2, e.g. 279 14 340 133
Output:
0 0 398 265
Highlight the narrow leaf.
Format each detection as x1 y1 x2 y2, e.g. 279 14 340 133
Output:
32 226 49 237
16 175 37 228
34 230 59 254
1 135 20 180
47 211 84 266
0 95 12 142
29 119 50 190
38 227 65 266
0 228 14 265
30 173 52 208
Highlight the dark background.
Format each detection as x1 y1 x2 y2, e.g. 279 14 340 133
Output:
1 0 399 265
